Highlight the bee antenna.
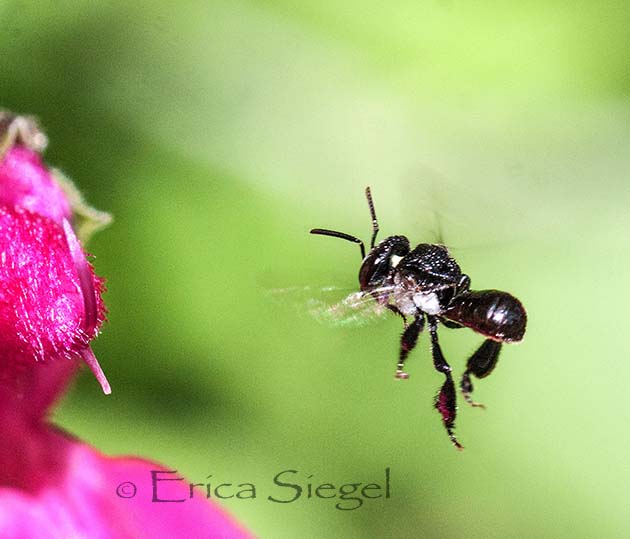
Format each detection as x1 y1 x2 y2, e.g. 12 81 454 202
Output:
435 211 445 246
365 186 379 249
310 228 366 259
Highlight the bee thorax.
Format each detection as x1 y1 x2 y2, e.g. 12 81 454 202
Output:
392 285 442 316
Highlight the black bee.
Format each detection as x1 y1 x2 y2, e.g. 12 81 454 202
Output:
310 187 527 449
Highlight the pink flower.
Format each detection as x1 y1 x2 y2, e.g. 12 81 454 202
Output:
0 113 252 539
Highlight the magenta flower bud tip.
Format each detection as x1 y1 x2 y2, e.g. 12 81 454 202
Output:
0 145 71 225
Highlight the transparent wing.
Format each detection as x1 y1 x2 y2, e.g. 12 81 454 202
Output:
268 284 395 327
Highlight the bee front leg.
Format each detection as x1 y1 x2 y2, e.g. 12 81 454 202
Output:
396 315 424 379
460 339 502 409
428 316 463 450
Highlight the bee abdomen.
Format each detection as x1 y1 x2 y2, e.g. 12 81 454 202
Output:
443 290 527 342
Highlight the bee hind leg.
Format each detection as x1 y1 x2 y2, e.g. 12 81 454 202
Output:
460 339 502 409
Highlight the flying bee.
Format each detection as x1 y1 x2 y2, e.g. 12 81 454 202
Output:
310 187 527 449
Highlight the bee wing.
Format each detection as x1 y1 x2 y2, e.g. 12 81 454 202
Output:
268 285 394 327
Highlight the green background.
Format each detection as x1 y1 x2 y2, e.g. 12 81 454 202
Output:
2 1 629 537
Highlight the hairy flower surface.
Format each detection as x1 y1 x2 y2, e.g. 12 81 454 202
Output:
0 206 103 367
0 145 71 224
0 112 252 538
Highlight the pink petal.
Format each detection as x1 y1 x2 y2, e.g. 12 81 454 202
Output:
0 430 252 539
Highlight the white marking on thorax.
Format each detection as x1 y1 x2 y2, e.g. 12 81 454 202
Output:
413 292 441 315
390 255 403 268
398 296 418 316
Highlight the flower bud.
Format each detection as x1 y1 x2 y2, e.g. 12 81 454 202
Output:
0 113 110 395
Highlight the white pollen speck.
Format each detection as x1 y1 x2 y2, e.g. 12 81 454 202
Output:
413 292 441 315
390 255 403 268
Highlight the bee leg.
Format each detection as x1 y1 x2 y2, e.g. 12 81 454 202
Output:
386 304 408 328
460 339 502 409
396 315 424 379
428 315 463 450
